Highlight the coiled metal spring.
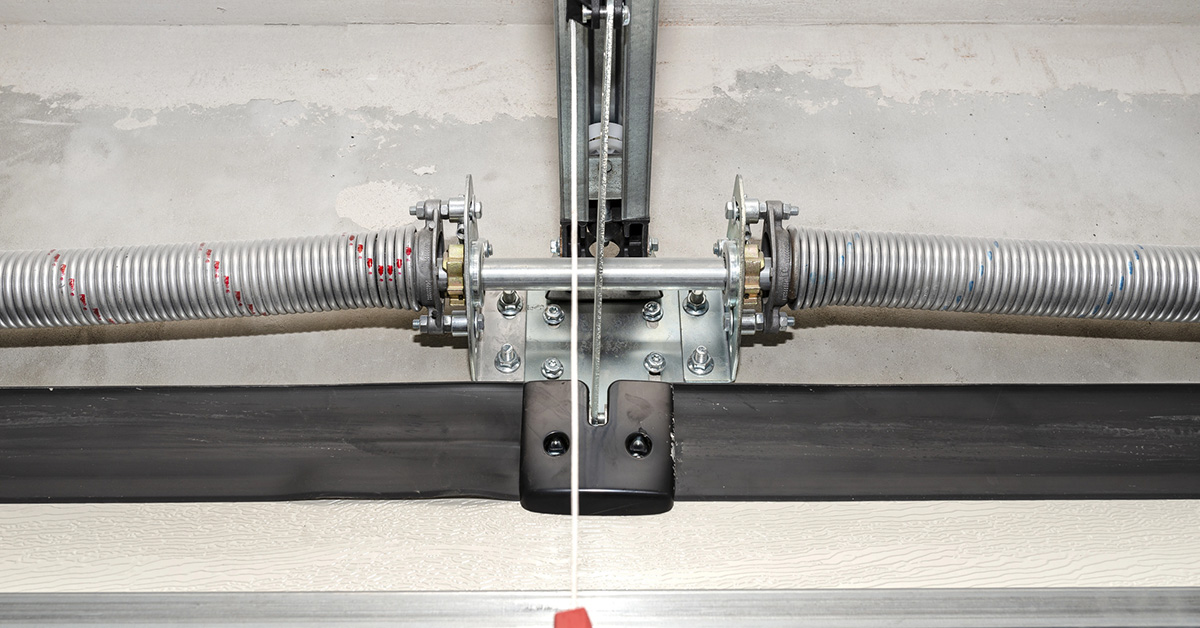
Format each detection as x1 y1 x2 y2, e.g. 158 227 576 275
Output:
0 226 421 328
787 227 1200 322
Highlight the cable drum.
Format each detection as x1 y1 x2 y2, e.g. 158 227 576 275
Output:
0 225 422 329
786 227 1200 322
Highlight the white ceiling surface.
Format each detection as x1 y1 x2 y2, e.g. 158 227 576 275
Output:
1 0 1200 25
1 20 1200 591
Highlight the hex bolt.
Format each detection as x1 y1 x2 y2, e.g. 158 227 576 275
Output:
471 201 483 218
783 204 800 219
494 343 521 373
779 312 796 329
544 303 565 326
497 290 523 317
684 290 709 316
484 242 494 257
411 318 421 331
724 201 736 220
541 357 564 380
642 300 663 322
643 351 666 375
687 345 715 376
543 431 569 457
625 432 652 458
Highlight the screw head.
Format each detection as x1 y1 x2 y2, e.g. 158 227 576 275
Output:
543 431 569 457
541 357 564 380
687 345 715 376
497 290 523 317
494 343 521 373
641 300 663 322
643 351 666 375
544 303 565 326
625 432 652 458
684 290 709 316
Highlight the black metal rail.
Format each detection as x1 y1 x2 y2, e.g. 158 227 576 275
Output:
2 383 1199 503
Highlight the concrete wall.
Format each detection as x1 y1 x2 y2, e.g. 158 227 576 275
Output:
1 0 1200 25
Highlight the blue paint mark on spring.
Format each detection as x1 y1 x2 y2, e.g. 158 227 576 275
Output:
840 254 845 264
956 295 962 303
1106 292 1114 305
980 264 985 276
993 240 1000 248
1119 276 1125 290
968 280 975 291
1135 250 1141 260
1139 244 1145 250
846 241 853 249
987 251 993 261
1093 304 1101 314
1129 261 1134 274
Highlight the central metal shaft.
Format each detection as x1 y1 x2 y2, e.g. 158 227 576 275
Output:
479 258 728 292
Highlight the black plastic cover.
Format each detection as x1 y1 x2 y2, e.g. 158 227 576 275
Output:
519 379 674 515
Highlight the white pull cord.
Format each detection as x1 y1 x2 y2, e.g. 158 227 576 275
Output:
568 17 581 605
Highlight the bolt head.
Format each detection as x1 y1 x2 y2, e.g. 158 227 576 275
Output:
641 300 663 322
541 357 564 380
724 201 736 220
550 239 561 256
643 351 666 375
484 241 494 257
471 201 483 218
625 432 652 458
648 238 659 254
544 303 565 326
543 431 569 457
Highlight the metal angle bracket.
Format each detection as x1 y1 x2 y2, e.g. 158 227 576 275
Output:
519 379 673 515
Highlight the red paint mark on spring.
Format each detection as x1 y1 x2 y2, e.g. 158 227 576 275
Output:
213 261 220 271
405 246 412 256
52 254 61 263
224 276 230 292
387 264 394 276
59 264 66 277
205 249 213 262
235 291 243 307
366 257 374 269
92 308 102 322
79 294 87 306
69 278 75 295
47 249 56 255
349 235 355 241
357 244 364 253
396 258 403 270
248 304 255 314
107 318 116 324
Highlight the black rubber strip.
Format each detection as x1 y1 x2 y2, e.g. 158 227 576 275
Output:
1 383 1199 503
0 384 524 502
672 384 1200 500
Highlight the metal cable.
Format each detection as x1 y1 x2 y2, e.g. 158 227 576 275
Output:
0 226 421 328
786 226 1200 322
